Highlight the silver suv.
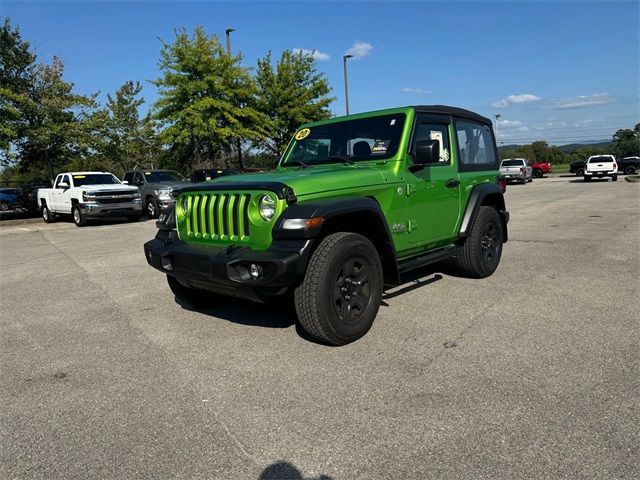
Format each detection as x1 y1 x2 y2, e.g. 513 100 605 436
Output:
123 170 190 218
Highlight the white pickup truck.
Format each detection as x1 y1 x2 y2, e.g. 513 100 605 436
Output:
37 172 143 226
500 158 533 184
584 155 618 182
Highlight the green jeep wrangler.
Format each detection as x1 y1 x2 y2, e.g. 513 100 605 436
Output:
144 105 509 345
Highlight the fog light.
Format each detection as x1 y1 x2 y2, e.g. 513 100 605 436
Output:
249 263 263 280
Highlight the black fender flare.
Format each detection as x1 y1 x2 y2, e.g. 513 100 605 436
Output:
272 197 400 285
459 183 509 242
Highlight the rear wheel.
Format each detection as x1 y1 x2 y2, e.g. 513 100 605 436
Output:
72 204 87 227
533 169 543 178
576 168 585 176
167 275 219 307
295 232 383 346
624 165 637 175
457 206 504 278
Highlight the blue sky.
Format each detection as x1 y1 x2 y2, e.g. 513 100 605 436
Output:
2 0 638 145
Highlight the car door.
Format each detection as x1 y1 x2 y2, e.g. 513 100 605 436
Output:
51 175 69 211
132 172 146 196
58 174 74 213
405 113 461 245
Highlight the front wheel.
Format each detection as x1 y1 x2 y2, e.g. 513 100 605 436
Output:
457 206 504 278
146 198 158 219
295 232 383 346
42 204 55 223
0 201 9 211
72 204 87 227
576 168 585 176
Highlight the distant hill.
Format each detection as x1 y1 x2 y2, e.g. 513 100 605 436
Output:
498 141 612 155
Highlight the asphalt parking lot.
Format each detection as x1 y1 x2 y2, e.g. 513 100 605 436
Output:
1 175 638 479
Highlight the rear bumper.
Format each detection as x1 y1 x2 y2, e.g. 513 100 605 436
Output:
144 233 312 299
584 170 616 177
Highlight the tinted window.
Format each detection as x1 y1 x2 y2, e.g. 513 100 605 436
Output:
283 114 406 166
455 121 497 170
589 156 614 163
501 159 524 167
144 171 185 182
123 172 133 183
133 172 144 185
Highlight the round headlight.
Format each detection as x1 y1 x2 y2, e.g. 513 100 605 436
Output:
181 196 189 215
258 195 276 221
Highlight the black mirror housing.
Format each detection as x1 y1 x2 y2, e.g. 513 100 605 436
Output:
410 139 439 172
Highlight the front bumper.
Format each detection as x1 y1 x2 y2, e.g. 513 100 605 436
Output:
80 201 143 218
144 233 312 300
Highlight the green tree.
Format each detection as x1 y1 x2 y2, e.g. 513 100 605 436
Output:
612 124 640 158
152 27 268 171
254 50 334 156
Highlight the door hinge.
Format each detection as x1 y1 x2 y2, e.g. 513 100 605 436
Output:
406 183 416 196
408 219 418 232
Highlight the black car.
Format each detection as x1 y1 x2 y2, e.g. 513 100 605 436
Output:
569 160 586 176
189 168 239 183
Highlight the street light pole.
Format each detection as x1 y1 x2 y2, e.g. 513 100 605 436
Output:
225 28 243 170
343 54 353 115
494 114 501 145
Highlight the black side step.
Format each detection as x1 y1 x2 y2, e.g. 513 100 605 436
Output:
397 245 461 274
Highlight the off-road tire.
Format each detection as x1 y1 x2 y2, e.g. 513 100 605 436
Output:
42 204 55 223
72 204 87 227
167 275 219 308
294 232 383 346
612 175 618 182
624 165 637 175
146 197 159 219
533 169 543 178
457 206 504 278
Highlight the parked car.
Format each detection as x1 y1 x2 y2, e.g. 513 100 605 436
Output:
0 188 21 211
123 170 190 219
530 161 552 178
500 158 532 184
145 105 509 345
570 160 586 176
189 168 240 183
618 156 640 175
37 172 142 226
584 155 618 182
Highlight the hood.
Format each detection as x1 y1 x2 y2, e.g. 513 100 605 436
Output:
208 164 387 197
83 184 139 193
146 180 191 190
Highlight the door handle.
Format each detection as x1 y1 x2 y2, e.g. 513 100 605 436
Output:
445 179 460 188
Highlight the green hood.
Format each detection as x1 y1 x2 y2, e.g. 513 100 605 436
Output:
209 163 388 198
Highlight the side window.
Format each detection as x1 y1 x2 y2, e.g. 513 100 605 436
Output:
57 175 70 188
123 172 133 183
412 119 451 164
54 176 62 188
133 173 144 186
455 120 497 170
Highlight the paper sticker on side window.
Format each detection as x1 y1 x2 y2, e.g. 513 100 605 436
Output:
371 139 390 154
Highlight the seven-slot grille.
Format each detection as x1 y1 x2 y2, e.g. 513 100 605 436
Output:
184 192 251 241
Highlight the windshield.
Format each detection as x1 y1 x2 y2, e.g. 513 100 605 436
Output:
501 159 524 167
282 114 406 166
72 174 120 186
145 171 185 182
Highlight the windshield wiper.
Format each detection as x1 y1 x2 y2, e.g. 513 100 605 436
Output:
286 160 311 168
326 155 356 165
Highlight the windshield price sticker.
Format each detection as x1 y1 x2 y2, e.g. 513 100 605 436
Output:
295 128 311 140
372 139 390 154
73 175 86 179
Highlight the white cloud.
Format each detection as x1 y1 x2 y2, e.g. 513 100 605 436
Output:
553 93 614 109
498 120 524 128
402 87 432 95
344 41 373 60
492 93 542 108
292 48 331 61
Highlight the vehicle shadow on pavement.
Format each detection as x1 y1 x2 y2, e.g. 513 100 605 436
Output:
258 460 332 480
568 178 612 183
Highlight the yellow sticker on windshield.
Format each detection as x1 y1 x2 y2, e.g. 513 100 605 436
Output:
145 172 151 175
295 128 311 140
73 175 86 179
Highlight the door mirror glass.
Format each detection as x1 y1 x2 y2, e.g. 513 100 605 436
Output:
411 139 440 171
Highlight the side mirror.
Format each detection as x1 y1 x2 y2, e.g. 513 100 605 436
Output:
122 180 129 184
58 182 69 189
410 139 439 172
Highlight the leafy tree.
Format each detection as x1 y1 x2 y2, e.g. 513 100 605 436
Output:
254 50 334 156
612 124 640 158
152 27 268 171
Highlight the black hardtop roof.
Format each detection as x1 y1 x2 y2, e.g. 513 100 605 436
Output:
412 105 492 125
